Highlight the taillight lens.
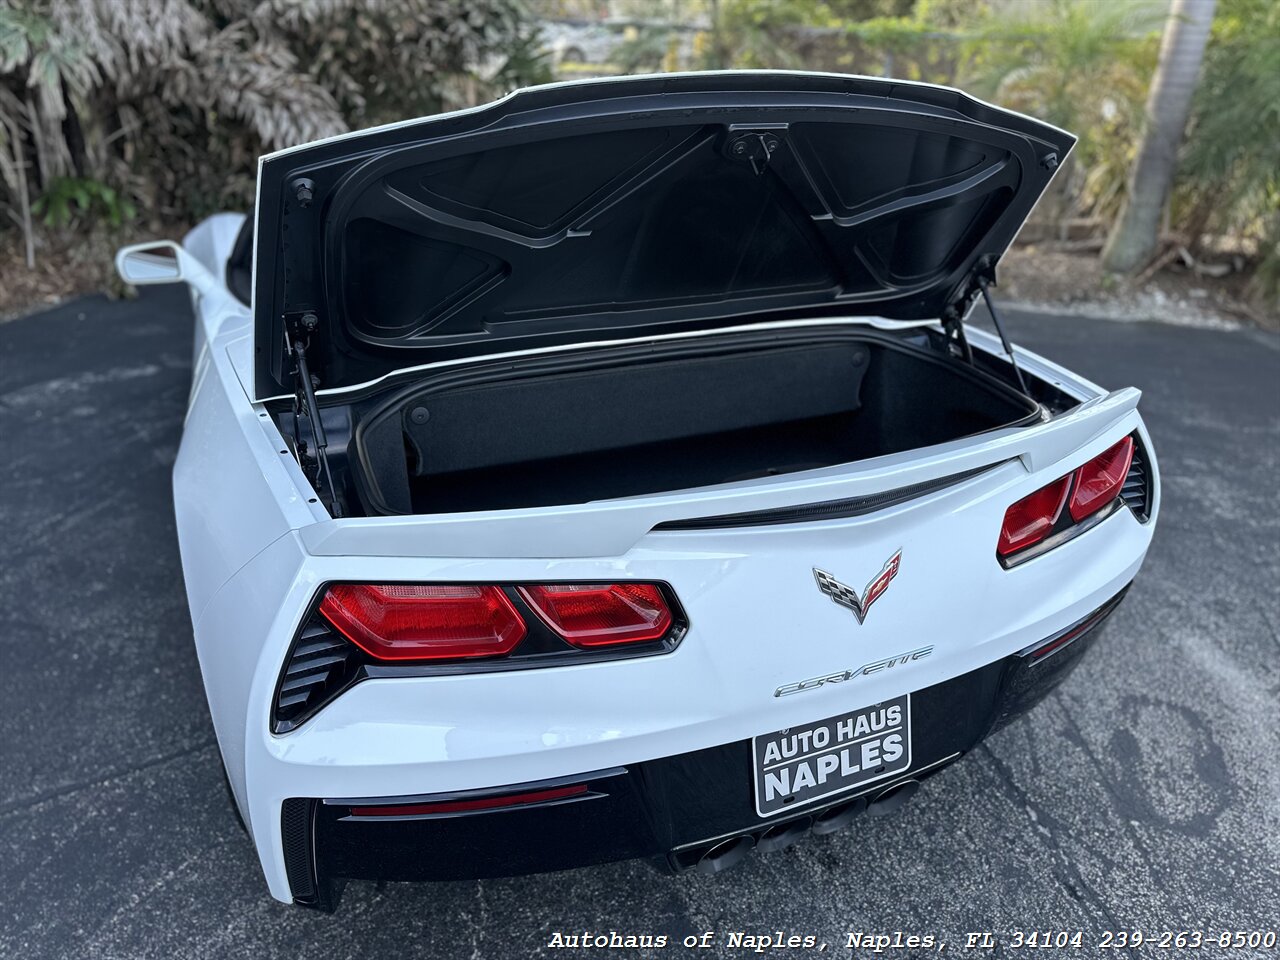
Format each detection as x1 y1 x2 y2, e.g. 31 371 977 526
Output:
998 476 1070 557
1068 436 1134 522
319 584 526 661
518 583 674 647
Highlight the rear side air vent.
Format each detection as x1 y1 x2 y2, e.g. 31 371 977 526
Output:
281 798 317 899
1120 434 1152 522
273 620 362 733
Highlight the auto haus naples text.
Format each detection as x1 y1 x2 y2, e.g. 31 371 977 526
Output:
760 702 905 805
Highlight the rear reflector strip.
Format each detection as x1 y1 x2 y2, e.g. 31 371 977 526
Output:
1020 588 1129 663
348 784 590 818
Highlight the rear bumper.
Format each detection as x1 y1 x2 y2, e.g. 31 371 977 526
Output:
281 587 1126 910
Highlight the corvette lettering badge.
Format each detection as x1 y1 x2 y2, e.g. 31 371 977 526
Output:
813 549 902 625
774 645 933 697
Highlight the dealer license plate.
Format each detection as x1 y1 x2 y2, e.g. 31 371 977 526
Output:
752 694 911 818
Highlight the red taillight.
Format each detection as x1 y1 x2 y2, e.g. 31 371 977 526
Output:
319 584 526 661
518 583 674 647
348 784 588 818
998 476 1070 557
1068 436 1134 522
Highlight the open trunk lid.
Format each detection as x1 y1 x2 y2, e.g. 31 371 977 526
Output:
251 71 1074 401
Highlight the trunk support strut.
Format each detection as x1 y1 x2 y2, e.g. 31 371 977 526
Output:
976 274 1030 396
288 313 343 517
946 258 1032 400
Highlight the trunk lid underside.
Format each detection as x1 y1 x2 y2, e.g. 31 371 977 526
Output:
252 72 1075 400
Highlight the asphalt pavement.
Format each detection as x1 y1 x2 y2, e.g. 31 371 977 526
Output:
1 287 1277 959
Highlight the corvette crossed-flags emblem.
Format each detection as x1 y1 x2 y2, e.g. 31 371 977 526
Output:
812 549 903 625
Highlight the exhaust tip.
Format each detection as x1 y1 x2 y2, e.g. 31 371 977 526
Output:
811 796 866 836
866 779 920 817
755 816 811 855
695 834 755 875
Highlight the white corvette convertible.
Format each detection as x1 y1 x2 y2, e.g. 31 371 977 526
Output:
116 72 1158 910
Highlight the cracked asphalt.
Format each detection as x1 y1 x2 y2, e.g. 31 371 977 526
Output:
1 287 1277 959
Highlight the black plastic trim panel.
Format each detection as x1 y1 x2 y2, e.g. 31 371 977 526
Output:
653 462 1001 530
989 587 1127 732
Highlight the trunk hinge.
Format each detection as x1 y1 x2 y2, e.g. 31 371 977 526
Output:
941 301 973 364
947 257 1031 399
286 312 343 518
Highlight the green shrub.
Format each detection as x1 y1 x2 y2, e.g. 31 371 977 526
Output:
32 177 136 228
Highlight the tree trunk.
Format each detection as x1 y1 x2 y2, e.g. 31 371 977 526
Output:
1102 0 1216 275
60 80 87 178
4 114 36 269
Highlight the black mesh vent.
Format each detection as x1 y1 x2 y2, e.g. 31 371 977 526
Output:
1121 434 1152 522
273 619 362 733
281 798 316 900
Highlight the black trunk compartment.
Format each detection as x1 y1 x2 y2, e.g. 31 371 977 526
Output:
344 328 1038 516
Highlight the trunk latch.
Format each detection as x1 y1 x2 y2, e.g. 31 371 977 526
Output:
725 128 785 176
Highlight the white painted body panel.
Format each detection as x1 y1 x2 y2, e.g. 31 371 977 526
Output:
170 215 1158 903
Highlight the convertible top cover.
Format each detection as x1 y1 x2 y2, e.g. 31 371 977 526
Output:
251 71 1074 399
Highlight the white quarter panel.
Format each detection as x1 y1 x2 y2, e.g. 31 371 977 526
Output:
172 326 315 621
